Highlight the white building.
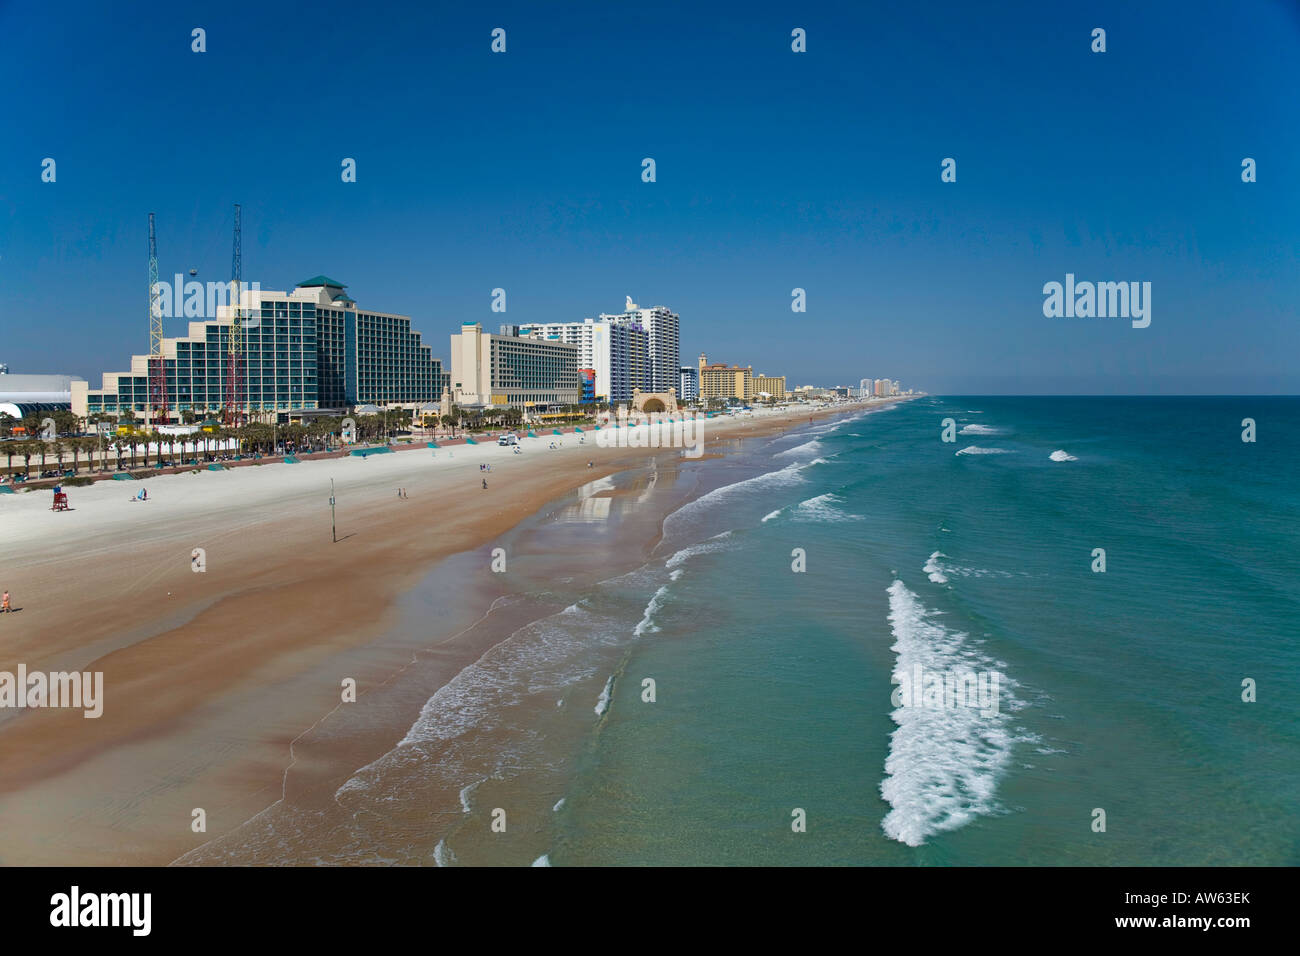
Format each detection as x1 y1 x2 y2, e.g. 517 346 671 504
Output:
516 318 648 403
449 323 579 409
679 365 699 403
599 297 680 394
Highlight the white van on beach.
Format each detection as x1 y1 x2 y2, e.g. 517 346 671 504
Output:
497 433 519 446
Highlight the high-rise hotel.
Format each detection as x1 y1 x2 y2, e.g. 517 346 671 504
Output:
73 276 448 418
599 298 680 394
502 298 679 404
451 323 580 408
507 318 649 403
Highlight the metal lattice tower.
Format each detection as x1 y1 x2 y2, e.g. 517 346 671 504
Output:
224 203 243 424
147 212 168 425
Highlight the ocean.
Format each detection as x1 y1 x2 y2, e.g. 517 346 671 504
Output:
176 397 1300 866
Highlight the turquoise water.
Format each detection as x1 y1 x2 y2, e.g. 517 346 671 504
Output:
174 397 1299 866
552 397 1300 865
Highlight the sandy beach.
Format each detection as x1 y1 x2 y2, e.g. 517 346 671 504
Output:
0 400 897 865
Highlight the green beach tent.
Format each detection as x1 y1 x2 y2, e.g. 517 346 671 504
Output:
207 463 227 471
552 429 563 436
527 430 537 438
465 437 477 445
427 441 440 449
113 472 136 479
283 455 301 464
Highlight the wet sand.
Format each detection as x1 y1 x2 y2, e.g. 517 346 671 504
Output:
0 401 898 865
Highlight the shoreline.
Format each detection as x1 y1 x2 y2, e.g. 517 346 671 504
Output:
0 398 908 865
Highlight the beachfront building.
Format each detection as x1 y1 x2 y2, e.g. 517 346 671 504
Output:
516 318 648 403
304 277 448 407
598 298 680 394
73 276 447 420
0 371 86 420
678 365 699 404
449 323 580 409
697 353 753 403
753 374 787 401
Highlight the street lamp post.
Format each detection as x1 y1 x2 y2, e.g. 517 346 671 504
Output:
330 478 337 543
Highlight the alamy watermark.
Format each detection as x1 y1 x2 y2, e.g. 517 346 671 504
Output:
0 665 103 718
151 274 262 325
595 411 705 457
1043 273 1150 328
891 663 1001 717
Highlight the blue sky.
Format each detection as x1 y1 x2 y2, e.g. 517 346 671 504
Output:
2 0 1297 393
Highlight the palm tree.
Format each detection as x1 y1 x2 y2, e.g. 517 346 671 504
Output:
16 441 35 477
50 439 66 475
68 436 87 474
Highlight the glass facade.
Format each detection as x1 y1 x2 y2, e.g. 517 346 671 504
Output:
489 337 579 406
85 307 318 416
84 289 448 416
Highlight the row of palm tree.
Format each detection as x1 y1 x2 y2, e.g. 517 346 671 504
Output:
2 400 653 481
1 418 362 480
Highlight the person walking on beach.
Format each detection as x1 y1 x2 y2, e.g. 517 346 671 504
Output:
1 591 10 613
482 478 488 490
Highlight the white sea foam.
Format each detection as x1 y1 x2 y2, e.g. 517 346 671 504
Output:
531 855 551 867
553 797 565 812
665 531 734 569
594 675 614 716
793 492 863 523
761 509 782 523
661 461 808 542
459 779 480 813
634 584 672 637
433 839 455 867
958 424 1000 436
880 579 1028 847
1049 450 1077 462
955 446 1012 456
923 551 949 584
775 439 824 458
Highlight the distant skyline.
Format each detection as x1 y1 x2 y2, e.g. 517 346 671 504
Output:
2 0 1297 394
